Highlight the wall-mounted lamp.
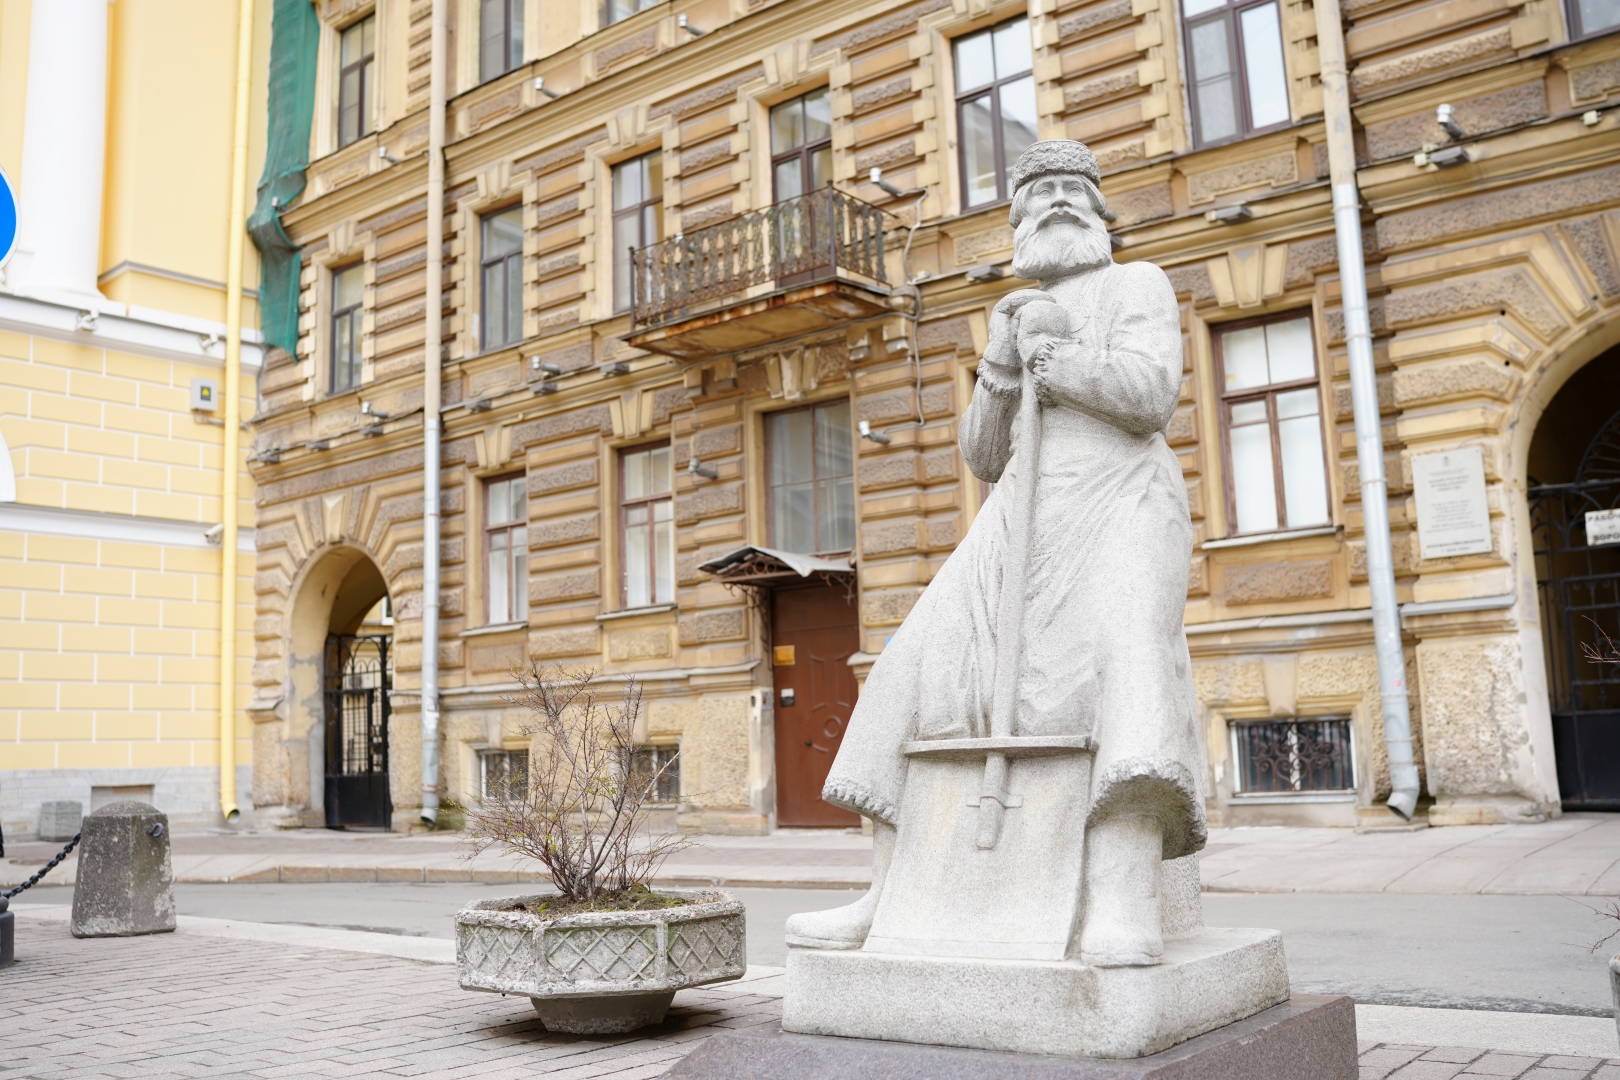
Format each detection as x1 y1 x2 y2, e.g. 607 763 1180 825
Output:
1584 109 1604 126
534 77 560 99
531 357 563 377
1414 145 1469 168
465 398 492 413
965 265 1004 283
258 447 282 464
361 401 391 419
601 361 630 377
1435 104 1465 141
678 13 705 35
305 440 330 452
869 167 923 198
378 146 405 165
1204 205 1252 225
857 420 891 445
688 457 719 480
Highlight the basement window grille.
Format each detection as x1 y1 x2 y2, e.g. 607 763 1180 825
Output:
1231 717 1354 794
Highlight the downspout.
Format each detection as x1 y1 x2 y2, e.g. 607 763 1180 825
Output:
218 0 256 824
420 0 447 825
1315 0 1421 820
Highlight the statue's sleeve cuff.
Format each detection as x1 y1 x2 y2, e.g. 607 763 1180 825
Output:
822 778 899 825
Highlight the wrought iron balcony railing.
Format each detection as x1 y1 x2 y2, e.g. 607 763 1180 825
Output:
630 187 891 329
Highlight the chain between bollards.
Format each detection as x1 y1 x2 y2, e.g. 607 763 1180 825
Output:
2 832 81 900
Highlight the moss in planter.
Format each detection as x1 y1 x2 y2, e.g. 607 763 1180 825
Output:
507 884 698 919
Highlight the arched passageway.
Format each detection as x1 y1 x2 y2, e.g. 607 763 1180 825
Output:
1527 345 1620 810
280 548 393 828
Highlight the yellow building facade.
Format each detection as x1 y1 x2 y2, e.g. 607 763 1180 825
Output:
246 0 1620 833
0 0 268 836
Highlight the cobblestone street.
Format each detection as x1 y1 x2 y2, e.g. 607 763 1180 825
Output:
3 912 1618 1079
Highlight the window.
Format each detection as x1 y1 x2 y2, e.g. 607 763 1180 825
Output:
1232 718 1354 793
479 749 528 801
1181 0 1290 146
770 88 832 200
485 475 528 624
767 401 855 554
480 0 524 83
633 744 680 802
953 17 1037 209
612 153 663 312
1216 313 1329 535
621 444 674 608
481 207 523 351
330 264 364 393
1568 0 1620 38
337 15 376 149
603 0 656 26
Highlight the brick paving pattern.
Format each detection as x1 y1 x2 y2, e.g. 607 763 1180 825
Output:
3 918 1616 1078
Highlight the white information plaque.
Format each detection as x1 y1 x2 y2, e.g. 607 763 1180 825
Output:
1413 447 1492 559
1586 508 1620 547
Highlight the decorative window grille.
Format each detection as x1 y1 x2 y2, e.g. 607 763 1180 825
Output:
1180 0 1290 146
1232 718 1355 794
485 475 528 624
1215 312 1329 535
766 401 855 554
480 0 524 83
330 263 364 393
953 17 1037 209
633 745 680 803
481 207 523 351
479 749 528 801
620 443 674 608
337 15 376 149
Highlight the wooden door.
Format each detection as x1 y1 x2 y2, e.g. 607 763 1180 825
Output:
772 582 861 827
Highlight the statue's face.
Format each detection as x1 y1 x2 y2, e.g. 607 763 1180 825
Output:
1010 172 1111 281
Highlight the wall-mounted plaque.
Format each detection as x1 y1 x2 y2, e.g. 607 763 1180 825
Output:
1413 447 1492 559
1585 508 1620 547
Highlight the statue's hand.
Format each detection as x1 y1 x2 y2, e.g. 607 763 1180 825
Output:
981 293 1045 393
992 289 1057 321
1016 299 1073 403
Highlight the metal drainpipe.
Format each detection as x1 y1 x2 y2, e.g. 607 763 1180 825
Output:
420 0 447 826
218 0 256 825
1315 0 1421 819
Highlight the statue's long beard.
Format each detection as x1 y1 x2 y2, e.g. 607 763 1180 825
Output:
1011 218 1112 281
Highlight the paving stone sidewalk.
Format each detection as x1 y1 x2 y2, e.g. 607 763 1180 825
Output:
5 813 1619 895
3 917 1617 1079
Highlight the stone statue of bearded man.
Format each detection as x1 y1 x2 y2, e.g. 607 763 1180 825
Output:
787 140 1205 967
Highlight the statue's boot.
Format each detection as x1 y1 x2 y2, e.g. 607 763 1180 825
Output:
783 819 895 949
1078 811 1165 967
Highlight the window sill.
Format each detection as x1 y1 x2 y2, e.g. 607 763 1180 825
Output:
459 621 528 638
1228 792 1357 804
597 604 676 623
1202 525 1339 550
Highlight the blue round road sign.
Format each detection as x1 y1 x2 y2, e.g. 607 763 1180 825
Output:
0 166 16 269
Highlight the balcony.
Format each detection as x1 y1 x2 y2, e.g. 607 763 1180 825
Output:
626 188 896 361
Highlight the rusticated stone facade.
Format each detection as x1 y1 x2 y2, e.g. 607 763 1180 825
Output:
244 0 1620 832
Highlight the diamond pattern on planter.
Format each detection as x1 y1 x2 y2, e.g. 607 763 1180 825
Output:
457 924 532 985
668 916 744 976
545 925 659 984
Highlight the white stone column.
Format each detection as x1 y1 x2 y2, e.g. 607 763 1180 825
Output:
7 0 114 312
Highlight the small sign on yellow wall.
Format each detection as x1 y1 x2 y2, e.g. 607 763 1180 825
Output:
773 645 796 666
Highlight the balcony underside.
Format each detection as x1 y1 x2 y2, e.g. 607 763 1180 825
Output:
626 279 892 361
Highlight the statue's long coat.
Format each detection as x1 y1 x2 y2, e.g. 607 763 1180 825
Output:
822 258 1207 860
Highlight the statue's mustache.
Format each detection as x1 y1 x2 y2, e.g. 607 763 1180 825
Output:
1035 208 1090 229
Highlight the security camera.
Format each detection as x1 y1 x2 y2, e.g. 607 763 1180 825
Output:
204 523 225 544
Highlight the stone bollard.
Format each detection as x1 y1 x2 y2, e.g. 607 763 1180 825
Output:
70 802 176 938
38 800 83 842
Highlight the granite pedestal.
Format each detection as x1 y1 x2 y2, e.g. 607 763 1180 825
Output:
665 994 1357 1080
784 926 1290 1059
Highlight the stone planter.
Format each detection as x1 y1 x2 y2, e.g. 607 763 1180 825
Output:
456 889 746 1033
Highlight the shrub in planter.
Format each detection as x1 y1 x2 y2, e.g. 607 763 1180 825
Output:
455 667 745 1033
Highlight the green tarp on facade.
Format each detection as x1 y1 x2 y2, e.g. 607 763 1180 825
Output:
247 0 319 359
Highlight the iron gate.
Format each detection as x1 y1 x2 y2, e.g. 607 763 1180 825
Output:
1528 406 1620 809
324 634 392 828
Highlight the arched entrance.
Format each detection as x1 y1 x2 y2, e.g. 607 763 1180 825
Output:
281 547 393 828
1527 345 1620 809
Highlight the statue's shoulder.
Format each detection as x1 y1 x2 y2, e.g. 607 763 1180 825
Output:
1104 260 1178 309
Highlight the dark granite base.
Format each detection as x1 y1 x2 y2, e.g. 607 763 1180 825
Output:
662 994 1357 1079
